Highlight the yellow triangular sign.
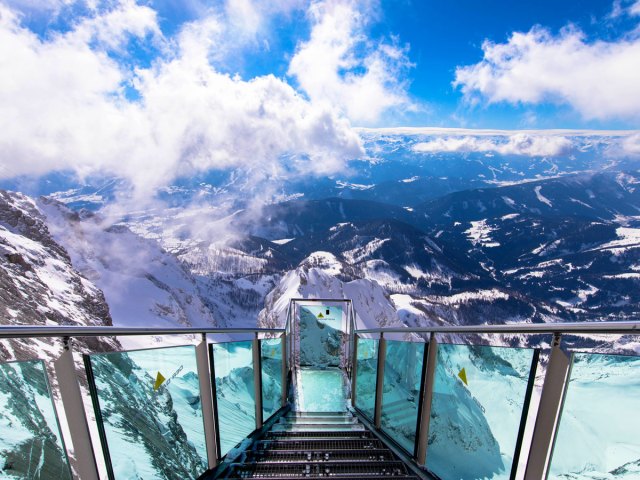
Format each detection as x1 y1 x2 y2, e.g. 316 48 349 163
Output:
154 372 166 391
458 368 468 386
317 313 324 318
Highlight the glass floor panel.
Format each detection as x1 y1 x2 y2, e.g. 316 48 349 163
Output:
295 368 346 412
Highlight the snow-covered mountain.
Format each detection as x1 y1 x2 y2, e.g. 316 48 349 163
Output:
0 191 117 361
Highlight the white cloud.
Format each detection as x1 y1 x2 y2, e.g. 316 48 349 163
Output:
622 133 640 154
412 134 573 157
288 0 413 125
0 3 363 202
454 26 640 121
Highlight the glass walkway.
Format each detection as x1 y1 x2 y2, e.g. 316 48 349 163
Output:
0 298 639 480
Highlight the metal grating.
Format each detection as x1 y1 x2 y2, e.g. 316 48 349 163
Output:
265 430 373 439
232 461 409 478
257 439 385 451
247 449 395 463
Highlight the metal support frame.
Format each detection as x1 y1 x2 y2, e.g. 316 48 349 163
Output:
416 333 438 465
196 335 218 469
252 334 264 429
373 333 387 429
351 334 359 406
524 333 570 480
281 332 288 407
54 337 100 480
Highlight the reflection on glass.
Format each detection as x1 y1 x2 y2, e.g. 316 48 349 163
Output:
261 338 283 420
299 305 343 367
0 359 72 479
426 344 536 480
211 341 256 456
297 367 345 412
380 340 425 453
355 338 378 420
549 352 640 479
86 345 207 480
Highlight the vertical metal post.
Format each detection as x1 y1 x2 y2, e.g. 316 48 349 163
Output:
253 334 263 429
54 337 100 480
281 332 288 407
196 334 218 469
351 334 359 406
373 333 387 429
416 333 438 465
524 333 570 480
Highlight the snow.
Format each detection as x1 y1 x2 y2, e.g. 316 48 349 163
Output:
534 186 553 207
335 180 374 190
600 227 640 253
466 220 501 248
401 176 420 183
271 238 294 245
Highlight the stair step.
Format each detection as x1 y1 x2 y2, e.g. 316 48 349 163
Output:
286 411 352 418
246 449 395 463
257 439 386 451
282 417 358 425
230 460 411 478
266 430 373 438
227 477 419 480
271 424 365 433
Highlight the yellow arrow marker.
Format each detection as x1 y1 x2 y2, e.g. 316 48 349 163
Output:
317 313 324 318
458 368 468 386
154 372 166 391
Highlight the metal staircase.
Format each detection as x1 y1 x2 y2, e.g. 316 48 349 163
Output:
208 411 421 480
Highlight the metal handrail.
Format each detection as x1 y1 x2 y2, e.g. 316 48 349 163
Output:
0 326 285 339
355 320 640 335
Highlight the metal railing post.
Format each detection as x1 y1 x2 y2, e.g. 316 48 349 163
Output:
351 334 359 406
253 334 263 428
281 332 288 407
54 337 100 480
524 333 570 480
416 333 438 465
373 333 387 429
196 334 218 469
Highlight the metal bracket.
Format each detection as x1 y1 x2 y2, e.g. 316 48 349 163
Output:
524 333 570 480
253 334 263 429
54 337 100 480
196 335 219 469
373 333 387 429
416 333 437 465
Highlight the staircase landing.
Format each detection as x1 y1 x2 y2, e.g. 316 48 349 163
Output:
205 411 421 480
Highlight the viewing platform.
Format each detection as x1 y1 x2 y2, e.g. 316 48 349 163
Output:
1 298 639 479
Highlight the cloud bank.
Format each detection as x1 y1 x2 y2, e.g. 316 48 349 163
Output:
0 1 363 201
412 134 573 157
454 26 640 121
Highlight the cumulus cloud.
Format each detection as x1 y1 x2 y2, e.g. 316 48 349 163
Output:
288 0 414 124
412 134 573 157
454 26 640 121
0 2 363 202
622 133 640 154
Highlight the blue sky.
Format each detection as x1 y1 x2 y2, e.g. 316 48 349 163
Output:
0 0 639 197
8 0 640 129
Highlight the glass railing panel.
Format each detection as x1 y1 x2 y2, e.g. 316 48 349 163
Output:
0 359 72 479
548 352 640 479
380 340 426 453
296 367 346 412
355 338 379 420
299 305 343 367
261 338 283 420
426 343 537 480
210 341 256 457
85 345 207 480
